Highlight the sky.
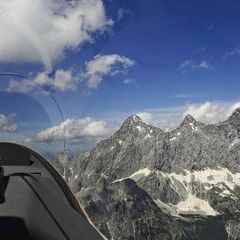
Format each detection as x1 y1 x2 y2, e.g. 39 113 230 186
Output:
0 0 240 153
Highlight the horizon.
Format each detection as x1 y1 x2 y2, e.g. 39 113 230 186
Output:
46 105 240 154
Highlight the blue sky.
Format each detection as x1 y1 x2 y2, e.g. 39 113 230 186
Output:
55 0 240 114
0 0 240 152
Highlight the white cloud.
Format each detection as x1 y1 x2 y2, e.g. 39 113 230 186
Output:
134 100 240 130
7 79 36 94
136 112 154 123
198 61 210 69
180 60 211 73
34 117 111 143
7 54 136 93
183 101 240 124
117 8 132 21
123 79 135 85
224 47 240 60
7 70 77 93
82 54 135 89
30 100 240 148
0 0 112 70
0 114 17 132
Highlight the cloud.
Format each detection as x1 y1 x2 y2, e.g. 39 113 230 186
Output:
37 100 240 143
82 54 135 89
29 100 240 149
198 61 210 69
7 53 136 93
123 79 135 85
0 0 113 70
117 8 132 21
193 47 206 54
34 117 111 143
136 112 154 123
134 100 240 130
133 107 185 130
174 94 193 98
183 101 240 124
224 47 240 60
180 60 211 73
7 70 77 93
0 114 17 132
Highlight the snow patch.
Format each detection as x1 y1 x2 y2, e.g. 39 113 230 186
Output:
113 168 151 183
169 131 182 141
136 125 144 132
230 137 240 148
167 168 240 191
144 133 151 139
189 122 196 130
129 168 151 179
101 173 108 178
112 178 125 183
176 194 218 216
133 115 139 122
220 189 233 197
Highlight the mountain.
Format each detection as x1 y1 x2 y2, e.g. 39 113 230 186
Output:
52 108 240 240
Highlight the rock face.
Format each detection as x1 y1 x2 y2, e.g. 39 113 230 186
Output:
77 178 184 240
52 108 240 240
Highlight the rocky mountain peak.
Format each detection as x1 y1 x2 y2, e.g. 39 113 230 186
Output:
228 107 240 122
120 115 144 129
129 114 142 123
180 114 197 128
227 107 240 132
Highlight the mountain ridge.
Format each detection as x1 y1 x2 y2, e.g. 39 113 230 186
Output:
52 107 240 240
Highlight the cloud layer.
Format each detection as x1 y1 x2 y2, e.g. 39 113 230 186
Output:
138 101 240 130
34 117 111 143
0 0 112 70
183 101 240 124
7 54 135 93
31 100 240 147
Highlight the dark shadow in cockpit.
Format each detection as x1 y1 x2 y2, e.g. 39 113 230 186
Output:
0 217 32 239
0 175 9 204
